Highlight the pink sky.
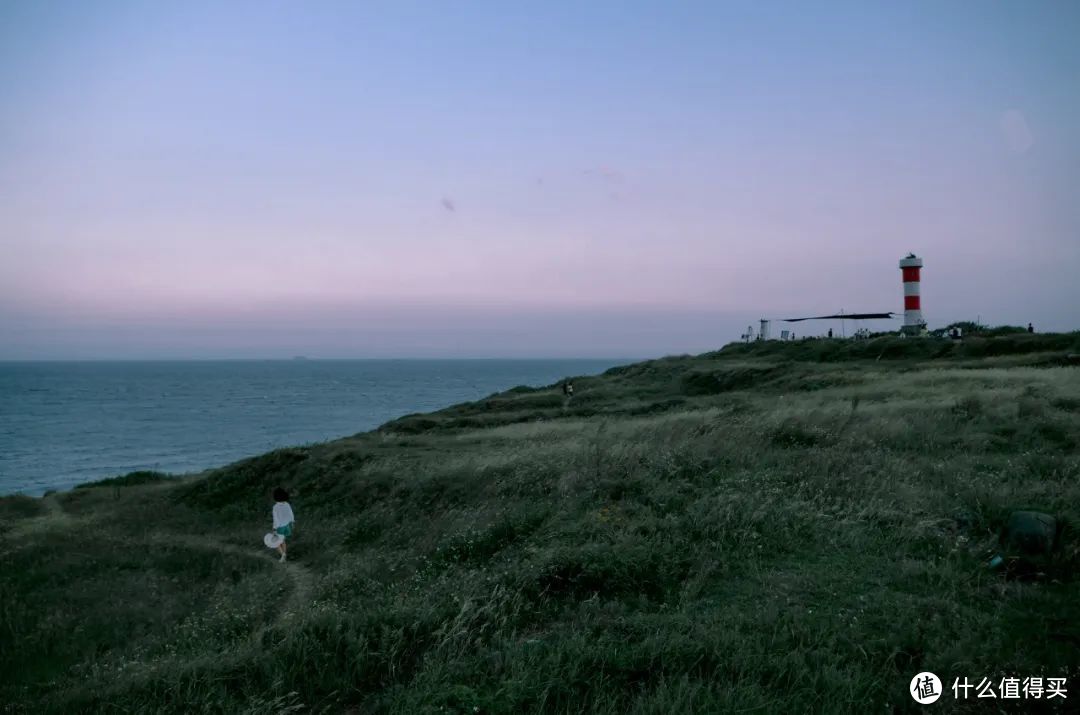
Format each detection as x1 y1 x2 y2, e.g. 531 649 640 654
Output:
2 2 1078 357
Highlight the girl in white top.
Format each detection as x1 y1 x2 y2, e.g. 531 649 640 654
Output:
272 487 295 562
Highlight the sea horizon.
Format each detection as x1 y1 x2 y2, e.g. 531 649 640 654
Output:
0 357 629 496
0 356 644 364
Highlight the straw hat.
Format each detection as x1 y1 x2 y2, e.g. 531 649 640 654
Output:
264 532 283 549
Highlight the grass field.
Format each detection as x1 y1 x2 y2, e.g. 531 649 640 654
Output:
3 333 1080 713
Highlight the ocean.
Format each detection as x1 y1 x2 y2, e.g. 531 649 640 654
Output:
0 359 626 496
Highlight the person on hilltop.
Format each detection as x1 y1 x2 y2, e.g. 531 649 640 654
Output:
1028 322 1035 334
561 380 575 409
271 487 295 563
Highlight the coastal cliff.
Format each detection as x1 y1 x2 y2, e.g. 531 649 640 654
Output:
4 333 1080 713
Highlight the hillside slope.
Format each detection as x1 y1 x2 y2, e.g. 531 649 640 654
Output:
3 334 1080 713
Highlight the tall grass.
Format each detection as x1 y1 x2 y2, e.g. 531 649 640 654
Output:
3 335 1079 713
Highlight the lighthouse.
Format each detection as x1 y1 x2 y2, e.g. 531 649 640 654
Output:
899 253 926 335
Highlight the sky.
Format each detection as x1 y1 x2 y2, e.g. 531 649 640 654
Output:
2 1 1078 359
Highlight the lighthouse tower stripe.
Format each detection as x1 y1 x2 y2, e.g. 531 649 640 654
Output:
899 254 925 331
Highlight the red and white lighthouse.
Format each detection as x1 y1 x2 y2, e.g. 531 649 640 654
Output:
899 253 926 335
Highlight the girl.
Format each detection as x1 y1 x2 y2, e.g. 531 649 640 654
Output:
272 487 295 562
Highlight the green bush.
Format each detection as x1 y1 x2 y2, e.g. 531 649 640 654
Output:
980 325 1029 337
174 448 309 514
680 365 781 395
75 470 173 489
0 494 46 520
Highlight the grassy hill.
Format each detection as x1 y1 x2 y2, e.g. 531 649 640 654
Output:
3 333 1080 713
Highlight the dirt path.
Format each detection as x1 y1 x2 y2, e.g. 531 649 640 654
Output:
158 534 315 636
41 493 68 520
12 495 314 639
5 494 80 547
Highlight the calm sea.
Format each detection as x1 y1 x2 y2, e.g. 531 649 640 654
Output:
0 359 626 496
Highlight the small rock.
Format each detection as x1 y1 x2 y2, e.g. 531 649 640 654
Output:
1000 511 1058 556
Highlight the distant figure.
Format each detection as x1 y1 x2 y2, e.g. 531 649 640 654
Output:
566 381 574 398
1028 322 1035 334
271 487 295 563
827 328 833 339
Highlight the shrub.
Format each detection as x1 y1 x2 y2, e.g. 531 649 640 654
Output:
505 384 541 394
1052 397 1080 412
531 542 689 602
680 366 781 395
0 494 47 520
769 418 832 447
431 507 548 567
174 448 309 512
980 325 1029 337
75 470 173 489
951 395 983 418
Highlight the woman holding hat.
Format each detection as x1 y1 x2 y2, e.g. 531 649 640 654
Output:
269 487 295 562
